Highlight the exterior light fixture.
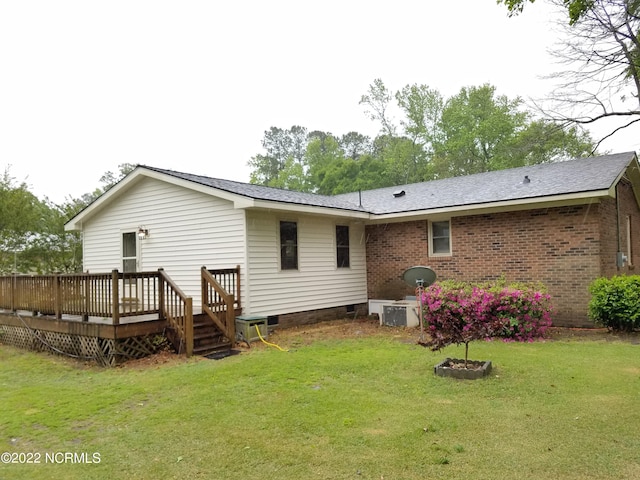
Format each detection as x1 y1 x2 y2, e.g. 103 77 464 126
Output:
137 227 149 240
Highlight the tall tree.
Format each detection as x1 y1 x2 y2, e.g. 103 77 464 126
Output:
0 168 47 273
306 134 345 192
99 163 137 192
498 0 599 24
395 83 444 155
25 200 82 274
499 0 640 148
372 134 429 185
313 154 389 195
248 126 308 186
431 84 594 177
431 85 528 177
339 131 371 160
248 81 596 195
359 79 396 136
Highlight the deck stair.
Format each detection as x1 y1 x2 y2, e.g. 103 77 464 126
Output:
192 313 233 356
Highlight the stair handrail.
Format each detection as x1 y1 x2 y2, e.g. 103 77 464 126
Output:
201 266 236 347
158 268 194 356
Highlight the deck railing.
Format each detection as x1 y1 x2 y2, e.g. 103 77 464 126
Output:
207 266 241 312
0 270 184 326
0 268 243 357
201 266 238 347
157 269 193 356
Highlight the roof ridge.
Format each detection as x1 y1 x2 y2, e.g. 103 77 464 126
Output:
136 152 636 215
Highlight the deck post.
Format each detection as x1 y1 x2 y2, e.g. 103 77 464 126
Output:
11 274 16 312
54 274 62 320
82 273 90 321
201 266 208 309
235 264 241 310
185 297 193 356
226 294 236 348
112 269 120 325
158 268 165 321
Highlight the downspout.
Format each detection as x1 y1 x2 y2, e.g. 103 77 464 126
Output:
615 182 626 269
616 182 621 254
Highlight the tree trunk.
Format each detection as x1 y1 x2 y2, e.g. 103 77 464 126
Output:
464 342 469 368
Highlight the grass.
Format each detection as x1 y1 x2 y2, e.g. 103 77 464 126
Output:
1 327 639 479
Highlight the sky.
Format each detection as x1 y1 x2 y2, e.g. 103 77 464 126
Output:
2 0 640 204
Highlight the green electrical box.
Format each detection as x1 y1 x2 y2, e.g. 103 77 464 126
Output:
235 315 268 343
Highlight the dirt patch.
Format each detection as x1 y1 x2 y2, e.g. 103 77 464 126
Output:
265 317 416 348
546 327 640 343
265 319 640 346
115 318 639 369
116 346 198 369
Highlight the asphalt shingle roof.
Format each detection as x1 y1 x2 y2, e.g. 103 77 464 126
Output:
143 166 363 211
142 152 636 216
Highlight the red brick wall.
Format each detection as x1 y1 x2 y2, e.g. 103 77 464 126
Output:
366 204 606 327
601 179 640 277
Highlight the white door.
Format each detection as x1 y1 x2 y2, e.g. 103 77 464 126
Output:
121 232 139 304
122 232 138 273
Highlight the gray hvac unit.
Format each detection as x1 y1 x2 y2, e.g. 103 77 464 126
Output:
380 302 420 327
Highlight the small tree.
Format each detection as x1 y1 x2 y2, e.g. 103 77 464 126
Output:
421 281 552 367
420 285 504 368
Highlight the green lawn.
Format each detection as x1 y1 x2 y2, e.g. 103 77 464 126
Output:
1 325 639 479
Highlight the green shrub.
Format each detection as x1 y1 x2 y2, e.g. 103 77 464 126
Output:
588 275 640 332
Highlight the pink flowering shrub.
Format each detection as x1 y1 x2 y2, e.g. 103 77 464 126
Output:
420 280 552 365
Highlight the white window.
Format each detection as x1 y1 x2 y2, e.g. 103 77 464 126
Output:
279 221 298 270
627 215 633 266
429 220 451 256
122 232 138 273
336 225 350 268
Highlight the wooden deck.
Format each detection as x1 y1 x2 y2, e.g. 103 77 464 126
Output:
0 267 240 365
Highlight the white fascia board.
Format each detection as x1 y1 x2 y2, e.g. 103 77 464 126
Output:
365 190 610 224
622 157 640 208
139 169 247 204
248 199 369 219
64 168 254 231
64 172 142 231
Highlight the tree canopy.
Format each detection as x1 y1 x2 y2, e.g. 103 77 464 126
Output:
248 81 595 194
498 0 595 24
0 163 135 274
499 0 640 148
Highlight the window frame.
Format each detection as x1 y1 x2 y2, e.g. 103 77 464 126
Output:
336 224 350 269
626 215 633 266
122 231 138 273
428 219 451 257
279 220 299 270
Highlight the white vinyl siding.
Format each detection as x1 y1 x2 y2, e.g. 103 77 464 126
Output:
82 177 247 310
245 210 367 316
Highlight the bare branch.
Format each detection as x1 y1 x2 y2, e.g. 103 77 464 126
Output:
530 0 640 145
591 116 640 151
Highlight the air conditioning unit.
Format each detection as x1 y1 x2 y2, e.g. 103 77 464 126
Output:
380 301 420 327
368 299 395 318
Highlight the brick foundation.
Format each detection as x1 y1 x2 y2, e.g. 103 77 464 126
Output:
271 303 368 329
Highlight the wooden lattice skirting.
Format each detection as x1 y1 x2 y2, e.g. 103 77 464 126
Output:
0 324 162 367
